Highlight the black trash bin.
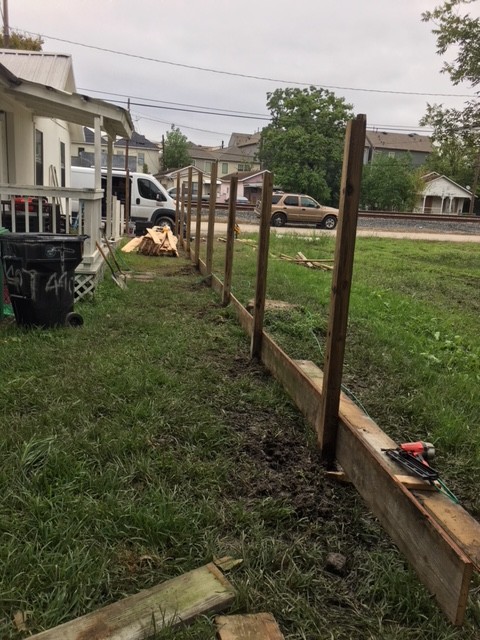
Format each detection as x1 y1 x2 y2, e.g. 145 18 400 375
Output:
0 233 87 328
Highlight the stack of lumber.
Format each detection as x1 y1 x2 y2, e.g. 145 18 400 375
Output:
279 251 333 271
122 226 178 257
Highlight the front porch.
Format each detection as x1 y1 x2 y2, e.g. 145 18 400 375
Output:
0 183 126 299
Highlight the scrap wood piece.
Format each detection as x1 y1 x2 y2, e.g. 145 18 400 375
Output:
246 299 297 313
216 613 285 640
121 236 143 253
213 556 244 572
297 251 314 268
29 563 235 640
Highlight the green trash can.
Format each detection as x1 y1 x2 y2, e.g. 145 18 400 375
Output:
0 226 12 320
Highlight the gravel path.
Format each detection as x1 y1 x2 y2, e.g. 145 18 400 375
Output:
217 210 480 236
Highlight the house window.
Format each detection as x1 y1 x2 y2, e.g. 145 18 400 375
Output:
191 159 196 167
238 163 251 171
35 129 44 185
60 141 66 186
205 161 212 172
138 152 145 167
222 162 228 174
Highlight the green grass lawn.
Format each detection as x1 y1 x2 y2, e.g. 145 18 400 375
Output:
0 232 479 639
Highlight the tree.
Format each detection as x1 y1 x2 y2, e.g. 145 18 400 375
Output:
422 1 480 211
162 126 191 171
259 87 354 205
0 30 43 50
360 155 421 212
422 0 480 87
420 103 480 189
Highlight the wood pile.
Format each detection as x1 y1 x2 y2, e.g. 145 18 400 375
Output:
122 226 178 257
278 251 333 271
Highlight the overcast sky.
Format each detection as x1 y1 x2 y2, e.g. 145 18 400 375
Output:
5 0 479 146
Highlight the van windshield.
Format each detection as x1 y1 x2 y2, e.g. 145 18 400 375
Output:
138 178 166 201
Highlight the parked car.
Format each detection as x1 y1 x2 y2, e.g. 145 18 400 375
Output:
168 187 210 203
224 196 250 206
255 193 338 229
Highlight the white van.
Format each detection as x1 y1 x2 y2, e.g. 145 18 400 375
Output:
70 167 177 233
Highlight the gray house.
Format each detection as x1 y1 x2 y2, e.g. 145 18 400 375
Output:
364 131 432 168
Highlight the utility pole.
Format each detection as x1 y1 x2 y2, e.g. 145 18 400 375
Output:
3 0 10 48
124 97 131 233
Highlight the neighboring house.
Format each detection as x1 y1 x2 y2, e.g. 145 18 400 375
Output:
71 128 160 174
160 165 221 199
364 130 432 168
0 49 133 293
187 136 261 178
219 170 265 203
415 172 472 214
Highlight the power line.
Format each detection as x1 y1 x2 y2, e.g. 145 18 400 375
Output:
17 26 477 99
130 111 232 137
78 87 269 118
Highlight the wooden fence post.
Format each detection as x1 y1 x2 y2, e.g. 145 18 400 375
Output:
175 172 180 237
222 176 238 306
206 161 218 276
194 170 203 266
250 171 273 359
179 182 186 250
186 166 193 255
317 114 366 461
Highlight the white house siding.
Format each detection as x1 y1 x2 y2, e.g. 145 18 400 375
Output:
10 107 34 184
34 116 71 187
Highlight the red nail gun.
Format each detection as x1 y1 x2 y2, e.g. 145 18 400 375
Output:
382 441 439 482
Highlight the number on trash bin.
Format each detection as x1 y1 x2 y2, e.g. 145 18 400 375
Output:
45 271 73 297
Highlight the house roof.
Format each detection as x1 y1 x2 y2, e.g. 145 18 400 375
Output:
188 142 260 164
115 130 160 150
220 170 265 182
421 172 472 195
366 130 432 154
81 128 158 150
0 62 133 138
0 49 76 92
228 132 261 148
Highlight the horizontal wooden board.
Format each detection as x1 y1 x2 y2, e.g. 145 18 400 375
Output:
336 421 472 625
30 563 235 640
216 613 285 640
414 491 480 571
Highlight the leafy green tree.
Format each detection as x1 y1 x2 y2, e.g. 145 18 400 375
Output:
422 0 480 87
420 103 480 189
422 1 480 210
0 30 43 50
162 126 191 170
259 87 354 205
360 154 421 211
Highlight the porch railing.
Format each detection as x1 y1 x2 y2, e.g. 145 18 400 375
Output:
0 184 124 264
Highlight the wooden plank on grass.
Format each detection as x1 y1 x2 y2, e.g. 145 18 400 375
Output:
121 237 142 253
29 563 235 640
336 421 472 625
216 613 285 640
293 359 473 625
414 491 480 571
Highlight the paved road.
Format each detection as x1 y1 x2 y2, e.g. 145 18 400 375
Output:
200 221 480 243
